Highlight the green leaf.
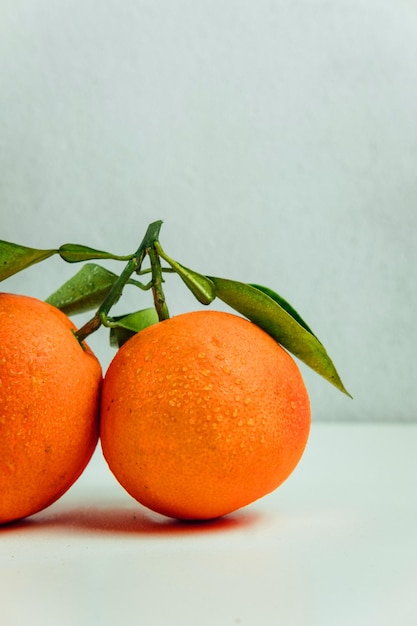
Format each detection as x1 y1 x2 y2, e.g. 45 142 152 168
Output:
172 262 216 305
0 241 57 281
208 276 351 397
109 308 159 347
250 283 318 340
58 243 132 263
45 263 119 315
155 244 216 305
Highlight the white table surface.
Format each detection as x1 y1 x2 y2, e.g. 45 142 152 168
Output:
1 423 416 626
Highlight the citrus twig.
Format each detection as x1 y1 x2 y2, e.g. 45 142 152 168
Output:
148 246 169 321
75 220 164 343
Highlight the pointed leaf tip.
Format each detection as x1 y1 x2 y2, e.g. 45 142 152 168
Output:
45 263 119 315
208 276 351 397
155 244 216 305
174 263 216 305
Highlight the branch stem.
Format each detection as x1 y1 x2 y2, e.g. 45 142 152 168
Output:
75 220 165 343
148 246 170 321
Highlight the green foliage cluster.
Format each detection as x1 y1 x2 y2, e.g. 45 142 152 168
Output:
0 220 350 396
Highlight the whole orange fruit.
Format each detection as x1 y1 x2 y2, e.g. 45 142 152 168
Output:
100 310 310 520
0 293 102 525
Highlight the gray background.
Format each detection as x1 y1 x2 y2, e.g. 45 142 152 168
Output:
1 0 416 422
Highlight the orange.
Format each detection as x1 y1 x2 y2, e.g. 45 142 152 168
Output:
100 310 310 520
0 293 102 524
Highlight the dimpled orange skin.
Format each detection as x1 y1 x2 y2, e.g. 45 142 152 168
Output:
0 293 102 525
100 310 311 520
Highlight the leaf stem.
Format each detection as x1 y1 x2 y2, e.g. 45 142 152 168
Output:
148 246 170 321
75 220 165 342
